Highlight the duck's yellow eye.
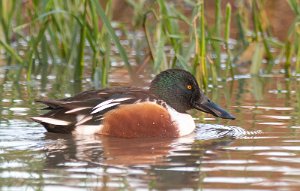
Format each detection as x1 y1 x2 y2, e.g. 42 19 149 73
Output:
187 85 192 90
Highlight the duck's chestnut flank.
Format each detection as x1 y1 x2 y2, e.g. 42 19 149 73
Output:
31 69 235 138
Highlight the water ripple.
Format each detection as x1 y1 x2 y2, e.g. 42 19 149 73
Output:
195 124 261 140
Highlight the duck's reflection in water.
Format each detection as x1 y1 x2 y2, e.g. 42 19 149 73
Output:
43 123 244 166
42 125 241 189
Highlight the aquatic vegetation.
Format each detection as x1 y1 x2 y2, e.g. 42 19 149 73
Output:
0 0 299 88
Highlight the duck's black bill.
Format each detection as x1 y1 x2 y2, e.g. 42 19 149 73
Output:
194 98 235 120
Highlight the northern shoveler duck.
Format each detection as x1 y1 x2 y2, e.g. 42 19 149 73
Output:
32 69 235 138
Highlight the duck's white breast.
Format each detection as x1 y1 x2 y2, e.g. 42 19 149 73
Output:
166 106 196 136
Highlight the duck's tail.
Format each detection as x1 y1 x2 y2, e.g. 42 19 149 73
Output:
31 116 75 134
31 99 82 134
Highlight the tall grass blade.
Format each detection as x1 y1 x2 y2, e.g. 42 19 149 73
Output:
287 0 300 14
102 0 113 88
296 22 300 74
250 43 264 75
253 1 274 73
213 0 221 71
74 15 86 82
92 0 133 76
0 40 23 63
200 1 207 89
193 1 208 89
143 11 156 68
225 3 234 79
26 20 49 81
157 0 180 66
284 41 292 78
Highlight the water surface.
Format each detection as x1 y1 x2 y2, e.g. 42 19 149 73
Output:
1 71 300 190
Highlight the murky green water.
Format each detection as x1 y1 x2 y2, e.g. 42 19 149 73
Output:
1 68 300 190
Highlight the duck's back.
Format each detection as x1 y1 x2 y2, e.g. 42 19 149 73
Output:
31 87 183 137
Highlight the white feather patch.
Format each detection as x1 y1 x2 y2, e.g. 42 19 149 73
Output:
94 99 113 109
74 125 103 135
166 106 195 136
112 97 132 102
76 116 93 126
31 117 71 126
76 115 85 122
65 107 90 114
91 97 132 114
91 102 120 114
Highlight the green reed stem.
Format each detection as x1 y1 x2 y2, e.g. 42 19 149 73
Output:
102 32 111 87
154 26 166 71
225 3 234 79
296 23 300 74
74 6 87 82
92 0 133 77
0 40 23 63
296 43 300 74
214 0 221 70
224 4 231 49
254 0 274 73
250 43 264 75
26 20 49 81
158 0 184 67
143 11 155 66
200 1 207 89
101 0 113 88
287 1 300 74
0 1 16 43
284 41 292 78
236 2 248 47
287 0 300 14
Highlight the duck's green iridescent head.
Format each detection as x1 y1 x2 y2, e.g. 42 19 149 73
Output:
149 69 235 119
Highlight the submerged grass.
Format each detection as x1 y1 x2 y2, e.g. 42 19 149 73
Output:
0 0 300 89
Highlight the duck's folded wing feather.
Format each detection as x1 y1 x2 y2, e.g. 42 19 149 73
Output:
32 88 159 133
